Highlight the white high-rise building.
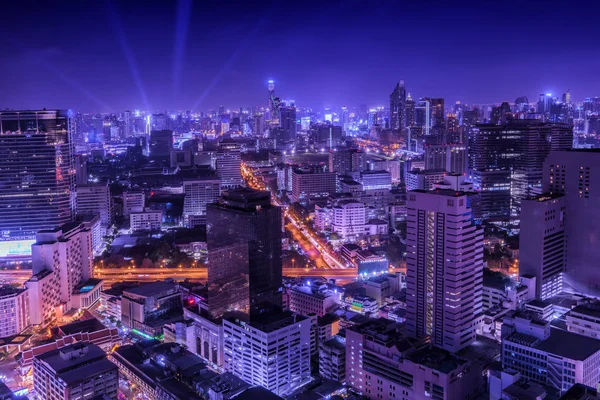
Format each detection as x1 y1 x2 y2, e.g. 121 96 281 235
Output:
26 222 99 326
223 311 311 397
183 177 221 226
76 183 112 234
0 287 30 337
519 195 566 299
216 141 243 189
331 200 366 239
405 190 483 352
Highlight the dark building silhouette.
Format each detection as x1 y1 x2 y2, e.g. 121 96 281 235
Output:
206 188 282 317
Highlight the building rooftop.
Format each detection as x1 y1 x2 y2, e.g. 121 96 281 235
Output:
536 328 600 361
0 286 26 298
410 189 474 197
35 343 116 386
226 310 308 333
569 303 600 319
408 346 468 374
73 278 103 294
55 318 107 336
123 281 177 297
502 380 548 400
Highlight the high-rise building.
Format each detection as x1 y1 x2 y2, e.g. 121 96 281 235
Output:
76 183 112 234
279 105 297 141
74 155 88 186
223 311 311 397
216 140 243 189
544 150 600 294
390 81 407 131
31 222 94 310
468 123 521 220
511 122 572 213
0 286 29 337
291 168 336 202
149 129 173 160
519 195 566 300
406 190 483 352
0 110 75 244
328 149 366 174
183 177 221 226
33 342 118 400
206 242 249 318
424 143 468 175
405 93 416 127
207 188 282 315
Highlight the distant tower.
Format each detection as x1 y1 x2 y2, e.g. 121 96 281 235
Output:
268 80 280 125
390 81 406 131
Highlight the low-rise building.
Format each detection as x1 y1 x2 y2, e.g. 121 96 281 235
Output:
502 311 600 392
33 342 118 400
289 283 340 317
121 281 183 336
130 210 162 231
566 303 600 339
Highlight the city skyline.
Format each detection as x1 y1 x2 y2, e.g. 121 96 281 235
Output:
1 1 600 111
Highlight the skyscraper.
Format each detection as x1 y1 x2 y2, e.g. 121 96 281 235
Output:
390 81 406 131
406 190 483 352
519 195 566 299
216 140 243 189
0 110 75 244
544 150 600 295
468 121 571 219
278 105 297 141
149 129 173 160
182 176 221 226
405 93 416 127
76 183 112 234
206 188 282 316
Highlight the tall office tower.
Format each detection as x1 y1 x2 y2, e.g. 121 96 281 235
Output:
424 143 468 175
390 80 407 131
31 222 94 307
490 101 512 124
544 150 600 295
340 106 349 132
425 97 445 129
223 311 311 397
183 176 221 226
151 113 168 131
207 242 249 318
468 124 520 220
511 122 573 213
562 90 571 104
405 93 416 127
216 140 243 189
74 155 88 185
123 110 132 137
445 113 459 142
207 188 282 316
267 80 280 124
149 129 173 160
519 195 566 300
0 110 75 245
76 183 112 234
91 116 103 143
405 190 483 352
328 149 366 174
33 342 119 400
278 105 297 141
253 113 265 135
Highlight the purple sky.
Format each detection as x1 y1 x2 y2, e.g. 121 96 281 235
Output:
1 0 599 112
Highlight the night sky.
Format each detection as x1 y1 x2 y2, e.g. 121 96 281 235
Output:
1 0 599 112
